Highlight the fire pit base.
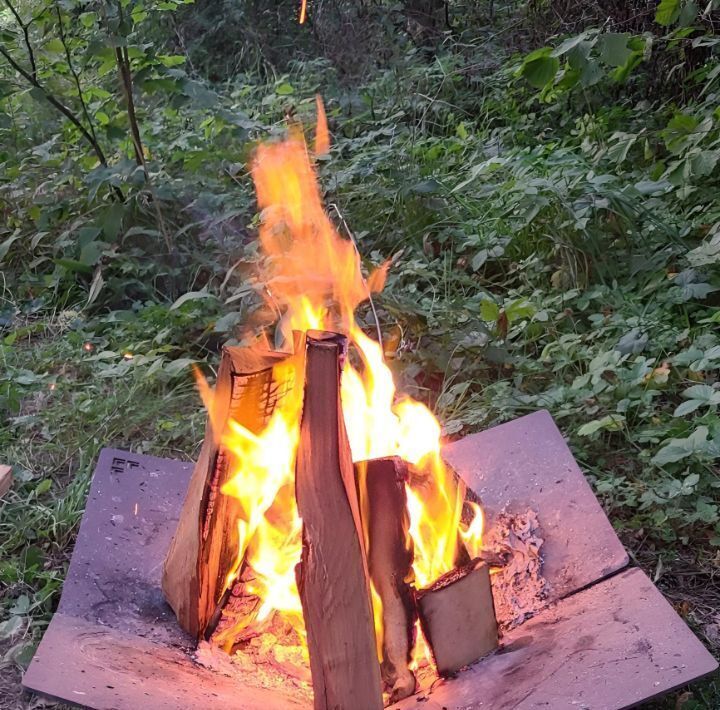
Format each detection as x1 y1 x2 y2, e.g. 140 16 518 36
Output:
23 414 718 709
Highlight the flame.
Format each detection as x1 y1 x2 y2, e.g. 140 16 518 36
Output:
202 102 483 659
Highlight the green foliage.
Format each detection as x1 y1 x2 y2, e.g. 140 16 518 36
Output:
2 1 720 706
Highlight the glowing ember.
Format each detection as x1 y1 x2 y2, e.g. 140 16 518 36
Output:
200 99 484 662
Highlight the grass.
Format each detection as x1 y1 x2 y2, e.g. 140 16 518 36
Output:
2 21 720 708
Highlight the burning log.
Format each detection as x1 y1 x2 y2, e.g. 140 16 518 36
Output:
162 342 296 639
416 560 498 677
295 331 384 710
356 457 416 704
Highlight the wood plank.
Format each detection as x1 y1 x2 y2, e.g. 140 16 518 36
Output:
295 331 383 710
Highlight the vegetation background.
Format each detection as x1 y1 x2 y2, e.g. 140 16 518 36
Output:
1 0 719 707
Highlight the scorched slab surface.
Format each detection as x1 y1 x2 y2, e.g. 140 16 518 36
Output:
23 413 717 709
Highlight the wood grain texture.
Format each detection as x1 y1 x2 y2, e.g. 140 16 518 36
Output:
416 561 498 677
357 457 416 703
295 332 383 710
162 343 292 638
0 464 12 498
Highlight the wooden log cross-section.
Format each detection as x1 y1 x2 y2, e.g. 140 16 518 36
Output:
295 331 384 710
416 559 498 677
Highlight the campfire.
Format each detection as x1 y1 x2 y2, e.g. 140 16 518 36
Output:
162 102 496 707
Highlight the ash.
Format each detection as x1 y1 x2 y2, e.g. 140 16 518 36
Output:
195 604 312 704
484 509 548 630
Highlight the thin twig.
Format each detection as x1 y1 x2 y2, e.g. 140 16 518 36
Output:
0 45 108 166
3 0 36 80
328 202 383 349
55 5 100 150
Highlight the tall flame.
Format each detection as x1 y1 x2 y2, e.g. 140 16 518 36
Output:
204 99 483 655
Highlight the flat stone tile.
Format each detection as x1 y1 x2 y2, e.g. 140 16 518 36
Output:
24 433 716 710
443 410 630 601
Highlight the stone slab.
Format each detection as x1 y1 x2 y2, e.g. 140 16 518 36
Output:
23 420 716 709
443 409 630 601
393 567 718 709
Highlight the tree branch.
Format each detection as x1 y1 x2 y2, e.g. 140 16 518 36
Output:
55 5 101 150
3 0 37 81
0 43 108 166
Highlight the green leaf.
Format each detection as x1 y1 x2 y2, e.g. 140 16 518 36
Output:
0 231 22 261
170 290 216 310
578 414 625 436
0 616 23 640
275 82 295 95
598 33 633 67
480 299 500 322
35 479 52 495
674 399 703 416
53 258 93 274
520 49 560 89
551 33 590 58
655 0 682 26
652 426 714 465
158 55 186 67
505 299 535 322
661 112 699 153
164 357 195 377
44 38 65 55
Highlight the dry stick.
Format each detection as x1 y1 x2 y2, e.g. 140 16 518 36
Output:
113 1 174 255
295 332 383 710
329 202 384 349
3 0 37 80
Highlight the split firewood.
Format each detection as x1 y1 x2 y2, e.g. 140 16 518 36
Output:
416 560 498 677
163 342 297 639
0 465 12 498
295 331 383 710
356 456 416 704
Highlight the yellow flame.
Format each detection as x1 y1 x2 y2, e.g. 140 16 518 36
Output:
202 103 483 654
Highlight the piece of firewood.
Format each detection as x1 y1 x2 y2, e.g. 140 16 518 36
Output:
295 331 383 710
356 457 416 704
163 342 295 639
416 560 498 677
0 465 12 498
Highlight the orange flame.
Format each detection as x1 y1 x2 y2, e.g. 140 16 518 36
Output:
203 102 483 660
